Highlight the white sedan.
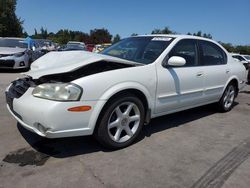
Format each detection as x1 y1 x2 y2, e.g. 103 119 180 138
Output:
5 35 246 149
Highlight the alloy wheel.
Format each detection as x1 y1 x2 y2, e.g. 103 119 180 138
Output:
223 85 235 109
107 102 141 143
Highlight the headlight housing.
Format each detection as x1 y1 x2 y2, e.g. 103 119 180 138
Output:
14 52 25 57
32 83 82 101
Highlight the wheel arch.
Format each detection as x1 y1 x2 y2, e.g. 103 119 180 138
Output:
223 76 240 96
88 82 154 134
99 82 153 110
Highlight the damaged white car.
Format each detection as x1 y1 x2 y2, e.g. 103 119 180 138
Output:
6 35 246 148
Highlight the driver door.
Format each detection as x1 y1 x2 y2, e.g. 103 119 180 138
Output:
155 39 206 114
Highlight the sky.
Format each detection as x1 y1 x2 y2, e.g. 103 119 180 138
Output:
16 0 250 45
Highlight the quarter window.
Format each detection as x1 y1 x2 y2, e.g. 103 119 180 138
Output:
168 39 198 66
199 41 227 65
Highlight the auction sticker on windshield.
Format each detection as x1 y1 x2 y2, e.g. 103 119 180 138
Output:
151 37 172 41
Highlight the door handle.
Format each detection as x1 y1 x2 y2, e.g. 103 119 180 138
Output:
226 70 230 74
196 72 204 77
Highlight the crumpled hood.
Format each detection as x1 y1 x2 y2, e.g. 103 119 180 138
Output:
26 51 141 79
0 47 26 55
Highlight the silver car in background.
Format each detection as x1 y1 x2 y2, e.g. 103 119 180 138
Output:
0 38 42 70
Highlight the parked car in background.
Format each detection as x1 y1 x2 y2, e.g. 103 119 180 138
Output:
93 43 112 53
232 54 250 64
0 37 41 69
34 39 57 53
58 41 86 51
243 55 250 62
231 53 250 83
6 35 246 149
86 44 95 52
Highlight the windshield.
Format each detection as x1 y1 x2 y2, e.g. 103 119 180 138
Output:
64 44 86 51
244 55 250 60
0 39 28 48
102 36 174 64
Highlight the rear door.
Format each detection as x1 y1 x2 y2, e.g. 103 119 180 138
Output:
198 40 230 102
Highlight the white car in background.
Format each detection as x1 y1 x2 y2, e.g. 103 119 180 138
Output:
6 35 246 149
0 38 32 69
232 54 250 65
65 41 86 51
231 53 250 83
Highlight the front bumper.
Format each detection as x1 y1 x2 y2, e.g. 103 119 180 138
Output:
0 55 28 69
6 86 104 138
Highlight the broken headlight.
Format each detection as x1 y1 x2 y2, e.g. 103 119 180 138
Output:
32 83 82 101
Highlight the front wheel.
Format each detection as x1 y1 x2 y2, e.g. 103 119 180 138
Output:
217 84 236 112
94 93 145 149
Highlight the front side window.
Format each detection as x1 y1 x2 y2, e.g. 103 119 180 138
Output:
199 41 227 65
168 39 198 66
102 37 174 65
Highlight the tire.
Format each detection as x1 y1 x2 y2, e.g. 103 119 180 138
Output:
94 93 145 149
217 83 237 112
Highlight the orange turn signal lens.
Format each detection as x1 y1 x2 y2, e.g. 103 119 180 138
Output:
68 106 92 112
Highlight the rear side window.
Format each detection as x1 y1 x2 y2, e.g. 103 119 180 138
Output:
199 40 227 65
168 39 198 66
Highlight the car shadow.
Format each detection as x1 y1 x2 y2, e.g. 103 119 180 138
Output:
17 103 238 158
240 90 250 94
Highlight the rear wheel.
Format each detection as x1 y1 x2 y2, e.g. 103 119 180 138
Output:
218 83 236 112
94 93 145 149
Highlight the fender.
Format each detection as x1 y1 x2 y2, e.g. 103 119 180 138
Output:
222 75 240 95
87 82 154 133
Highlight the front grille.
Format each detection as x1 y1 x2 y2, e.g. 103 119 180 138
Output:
8 77 34 98
0 60 15 68
6 77 35 119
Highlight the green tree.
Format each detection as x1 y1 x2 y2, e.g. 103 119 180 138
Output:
131 33 138 36
151 27 175 34
218 42 250 54
90 28 112 44
151 29 162 34
55 29 71 44
113 34 121 44
0 0 23 37
22 31 28 38
192 31 212 39
193 31 202 37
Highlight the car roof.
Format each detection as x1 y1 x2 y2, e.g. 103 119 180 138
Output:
133 34 217 42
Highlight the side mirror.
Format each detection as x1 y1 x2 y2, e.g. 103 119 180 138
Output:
167 56 186 67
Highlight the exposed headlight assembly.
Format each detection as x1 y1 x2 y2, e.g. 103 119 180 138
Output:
14 52 25 57
32 83 82 101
